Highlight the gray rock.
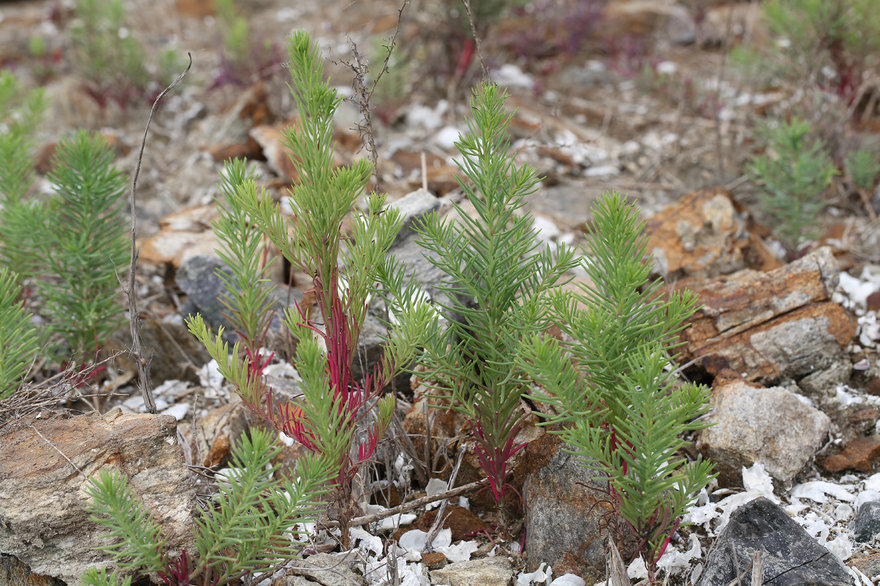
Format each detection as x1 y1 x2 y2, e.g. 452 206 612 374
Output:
750 315 850 379
429 556 514 586
697 497 851 586
522 438 610 583
0 411 195 584
285 552 364 586
853 501 880 543
388 188 440 244
698 381 830 486
798 360 852 400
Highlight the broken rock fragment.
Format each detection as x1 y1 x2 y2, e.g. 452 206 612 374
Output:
675 246 856 383
698 380 830 486
0 410 195 584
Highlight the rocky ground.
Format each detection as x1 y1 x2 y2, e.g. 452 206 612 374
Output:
2 0 880 584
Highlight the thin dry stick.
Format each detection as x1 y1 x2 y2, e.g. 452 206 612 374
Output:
461 0 489 82
126 53 192 415
425 442 467 551
326 477 490 529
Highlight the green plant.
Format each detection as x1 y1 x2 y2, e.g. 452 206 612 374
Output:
518 193 714 581
0 268 39 400
410 83 577 509
0 70 47 282
845 148 880 191
82 568 132 586
69 0 178 107
762 0 880 102
212 0 281 86
188 31 435 542
747 117 838 256
84 427 330 584
35 131 129 356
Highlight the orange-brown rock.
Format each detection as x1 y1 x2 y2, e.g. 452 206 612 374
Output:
819 435 880 473
207 81 274 161
674 247 856 383
646 188 777 280
0 411 195 583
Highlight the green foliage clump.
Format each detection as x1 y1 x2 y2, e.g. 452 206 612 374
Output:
747 118 838 255
0 268 38 400
0 70 47 281
413 83 577 506
188 31 435 540
762 0 880 100
845 148 880 191
84 427 329 584
70 0 181 106
518 193 714 578
35 131 129 356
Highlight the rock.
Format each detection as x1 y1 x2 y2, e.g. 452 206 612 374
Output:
429 556 514 586
820 435 880 474
250 124 298 183
176 254 238 332
140 204 221 268
180 399 250 468
0 411 195 584
676 247 856 383
0 555 64 586
797 361 852 401
522 436 610 583
645 189 774 280
602 0 697 46
853 501 880 543
176 0 214 18
281 552 364 586
207 81 274 161
696 497 852 586
387 188 441 244
850 551 880 581
698 380 831 486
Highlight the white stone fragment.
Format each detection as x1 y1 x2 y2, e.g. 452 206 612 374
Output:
791 480 856 503
160 402 189 421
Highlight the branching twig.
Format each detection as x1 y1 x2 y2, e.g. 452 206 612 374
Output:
341 0 409 178
462 0 488 81
126 53 191 414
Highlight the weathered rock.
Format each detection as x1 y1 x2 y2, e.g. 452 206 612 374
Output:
429 556 514 586
646 188 775 280
176 254 237 331
853 501 880 543
281 552 364 586
0 555 64 586
180 399 250 468
676 247 856 383
388 188 440 244
250 124 298 183
140 204 221 268
602 0 697 46
207 81 274 161
696 497 852 586
820 435 880 474
522 436 610 583
850 551 880 581
698 380 831 485
0 411 195 584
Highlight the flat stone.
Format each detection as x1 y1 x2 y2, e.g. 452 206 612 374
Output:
698 381 830 485
0 555 64 586
0 411 195 584
429 556 513 586
820 435 880 473
697 497 851 586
